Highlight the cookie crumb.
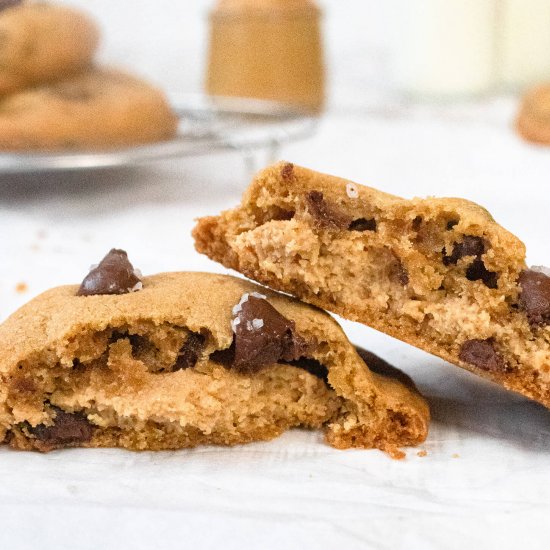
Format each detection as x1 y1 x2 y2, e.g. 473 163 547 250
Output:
15 282 28 294
416 450 427 457
383 444 406 460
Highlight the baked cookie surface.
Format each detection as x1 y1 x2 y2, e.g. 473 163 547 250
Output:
0 258 429 455
517 85 550 145
0 67 178 150
194 162 550 408
0 2 99 95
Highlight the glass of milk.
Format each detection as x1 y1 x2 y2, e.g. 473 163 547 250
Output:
389 0 497 99
497 0 550 90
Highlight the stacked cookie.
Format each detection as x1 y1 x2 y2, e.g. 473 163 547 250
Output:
0 1 177 150
194 162 550 409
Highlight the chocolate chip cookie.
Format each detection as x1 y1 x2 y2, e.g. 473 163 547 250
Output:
194 162 550 408
0 2 99 95
0 251 429 455
516 84 550 145
0 67 178 149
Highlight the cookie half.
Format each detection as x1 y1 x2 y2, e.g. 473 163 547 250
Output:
0 269 429 455
194 162 550 408
0 67 178 150
0 2 99 95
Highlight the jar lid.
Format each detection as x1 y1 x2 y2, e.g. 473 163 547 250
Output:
212 0 320 17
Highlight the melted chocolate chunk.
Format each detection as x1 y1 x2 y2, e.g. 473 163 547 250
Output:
349 218 377 232
466 259 498 289
459 339 506 373
443 236 485 266
29 408 94 447
221 295 308 373
209 343 235 366
280 162 295 180
77 249 142 296
127 334 152 356
446 220 459 230
174 332 205 371
411 216 423 231
0 0 22 13
283 357 329 383
443 236 498 289
355 347 417 391
271 208 295 221
519 269 550 326
305 191 353 230
389 256 409 286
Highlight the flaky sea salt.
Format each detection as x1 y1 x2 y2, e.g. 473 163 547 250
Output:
346 182 359 199
130 281 143 292
531 265 550 277
231 317 241 332
232 292 267 315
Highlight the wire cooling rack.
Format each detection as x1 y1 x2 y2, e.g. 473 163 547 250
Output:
0 94 318 173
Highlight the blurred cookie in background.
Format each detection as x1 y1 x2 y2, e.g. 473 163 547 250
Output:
517 84 550 145
0 1 99 95
0 68 178 150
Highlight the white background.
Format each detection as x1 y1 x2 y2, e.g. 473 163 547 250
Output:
1 2 550 549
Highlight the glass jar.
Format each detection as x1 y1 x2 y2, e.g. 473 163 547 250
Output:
205 0 325 112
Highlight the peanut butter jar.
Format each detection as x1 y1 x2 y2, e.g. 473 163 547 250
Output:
206 0 325 113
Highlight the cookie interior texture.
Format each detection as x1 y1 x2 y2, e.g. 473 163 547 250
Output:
193 162 550 408
0 272 428 455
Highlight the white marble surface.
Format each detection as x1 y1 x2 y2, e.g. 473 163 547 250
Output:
1 98 550 549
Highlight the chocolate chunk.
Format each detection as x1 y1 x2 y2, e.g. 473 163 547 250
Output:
11 377 36 394
443 236 485 265
230 295 308 373
77 249 142 296
174 332 205 371
389 256 409 286
283 357 329 383
349 218 377 232
459 339 506 373
411 216 423 231
519 269 550 326
209 343 235 367
355 347 417 391
127 334 151 356
53 85 94 102
466 259 498 289
0 0 22 13
446 220 459 230
271 208 295 221
280 162 295 180
443 236 498 288
305 191 353 230
29 407 94 447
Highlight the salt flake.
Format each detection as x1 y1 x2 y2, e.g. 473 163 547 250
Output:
346 182 359 199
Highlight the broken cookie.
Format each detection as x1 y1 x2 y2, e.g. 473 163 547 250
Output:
0 271 429 454
193 161 550 408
